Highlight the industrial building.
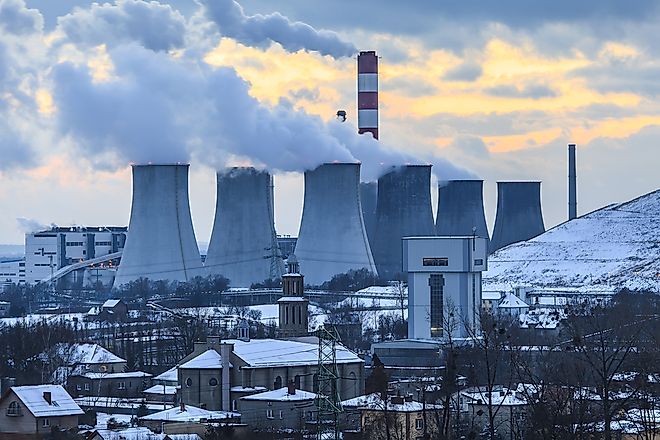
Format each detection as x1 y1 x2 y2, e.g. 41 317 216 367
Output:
114 164 204 287
436 180 489 240
294 163 377 285
0 258 24 288
404 236 488 340
205 167 284 288
489 181 545 254
24 226 126 285
372 165 436 280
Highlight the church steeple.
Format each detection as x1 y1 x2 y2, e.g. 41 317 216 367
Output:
278 253 308 338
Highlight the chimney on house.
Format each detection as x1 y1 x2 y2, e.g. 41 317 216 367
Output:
180 401 186 412
43 391 52 405
287 380 296 396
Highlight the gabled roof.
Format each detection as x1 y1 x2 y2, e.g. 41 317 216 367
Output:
10 385 84 417
179 349 231 369
154 366 178 382
498 292 528 309
56 343 126 365
140 405 238 422
102 299 122 308
143 385 177 395
240 387 316 402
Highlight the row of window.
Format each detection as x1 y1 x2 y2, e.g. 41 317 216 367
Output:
185 377 218 387
66 242 84 246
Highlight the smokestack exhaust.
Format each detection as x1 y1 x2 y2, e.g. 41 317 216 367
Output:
357 51 378 139
568 144 577 220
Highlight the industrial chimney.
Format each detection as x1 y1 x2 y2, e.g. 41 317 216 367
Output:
357 51 378 139
489 181 545 254
114 164 203 287
205 167 284 288
436 180 489 239
294 163 377 285
372 165 435 280
568 144 577 220
360 181 378 249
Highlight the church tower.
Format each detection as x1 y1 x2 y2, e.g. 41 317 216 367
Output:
278 254 309 338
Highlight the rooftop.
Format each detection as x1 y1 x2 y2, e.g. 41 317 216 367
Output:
81 371 152 380
240 387 316 402
56 343 126 365
140 405 238 422
10 385 84 417
179 349 231 369
154 366 178 382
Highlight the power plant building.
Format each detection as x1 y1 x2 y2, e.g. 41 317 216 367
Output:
436 180 489 239
205 168 284 288
405 236 488 340
294 163 377 285
372 165 435 280
114 164 203 287
489 181 545 254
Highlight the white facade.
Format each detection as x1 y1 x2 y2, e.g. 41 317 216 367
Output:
404 236 488 340
24 227 126 285
0 259 24 288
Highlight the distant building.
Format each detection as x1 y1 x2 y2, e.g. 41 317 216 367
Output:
0 258 25 289
86 299 128 322
53 343 128 386
277 235 297 260
139 403 239 433
68 371 152 399
0 300 10 317
24 226 126 285
0 385 83 437
277 254 309 338
239 383 317 432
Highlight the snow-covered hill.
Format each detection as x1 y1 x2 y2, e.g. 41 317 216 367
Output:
484 188 660 293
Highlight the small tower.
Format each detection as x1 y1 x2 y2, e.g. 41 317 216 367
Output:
237 319 250 342
278 254 309 338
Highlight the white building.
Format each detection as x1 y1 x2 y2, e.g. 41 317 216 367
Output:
0 258 25 289
404 236 488 340
24 226 126 285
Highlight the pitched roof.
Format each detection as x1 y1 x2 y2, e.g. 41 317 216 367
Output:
143 385 177 395
57 343 126 365
81 371 152 380
11 385 84 417
498 292 528 309
154 366 178 382
240 387 316 402
102 299 121 308
179 349 231 369
140 405 238 422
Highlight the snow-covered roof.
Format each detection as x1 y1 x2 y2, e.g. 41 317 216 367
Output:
481 291 502 301
519 308 564 329
341 393 437 412
277 297 308 302
240 387 316 402
230 386 267 393
57 343 126 365
461 389 527 406
498 292 528 309
225 338 362 368
81 371 152 380
143 385 177 395
484 189 660 293
154 366 178 382
179 349 231 369
140 405 238 422
11 385 84 417
102 299 122 308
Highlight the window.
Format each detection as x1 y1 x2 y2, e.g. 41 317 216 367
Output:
42 418 50 427
279 410 283 420
7 401 21 416
209 378 218 387
117 382 126 390
474 258 484 266
429 274 445 338
76 384 81 391
232 400 237 411
84 383 90 391
294 375 301 389
415 419 424 430
186 378 193 387
274 376 282 389
423 257 448 267
266 409 274 419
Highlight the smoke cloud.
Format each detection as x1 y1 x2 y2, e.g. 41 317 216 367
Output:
199 0 356 58
16 217 51 233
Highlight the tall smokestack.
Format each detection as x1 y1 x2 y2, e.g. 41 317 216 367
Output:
205 167 284 288
114 164 203 287
436 180 489 239
489 181 545 254
372 165 435 280
568 144 577 220
294 163 377 285
357 51 378 139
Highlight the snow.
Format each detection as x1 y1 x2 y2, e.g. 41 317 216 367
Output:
461 389 527 406
519 308 565 329
102 299 121 308
484 189 660 293
179 349 231 369
11 385 84 417
498 292 529 309
230 386 267 392
225 338 362 367
153 366 178 382
341 393 437 412
240 387 316 402
277 297 308 302
57 343 126 365
75 397 174 411
140 405 238 422
82 371 151 380
143 385 177 395
356 285 407 297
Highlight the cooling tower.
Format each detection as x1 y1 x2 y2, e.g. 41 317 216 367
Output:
372 165 435 280
360 182 378 248
294 163 377 285
436 180 489 239
205 167 284 287
489 181 545 254
114 164 203 287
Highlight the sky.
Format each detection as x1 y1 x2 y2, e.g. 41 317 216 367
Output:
0 0 658 245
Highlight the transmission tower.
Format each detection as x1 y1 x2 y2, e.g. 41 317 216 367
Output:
315 325 343 440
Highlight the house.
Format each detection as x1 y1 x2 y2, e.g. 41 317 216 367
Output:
53 343 127 382
0 384 83 438
144 384 177 405
460 387 528 439
68 370 152 398
139 403 239 433
0 300 11 317
497 292 529 317
86 299 128 322
239 382 316 432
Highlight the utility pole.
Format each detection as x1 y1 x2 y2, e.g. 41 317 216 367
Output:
315 325 343 440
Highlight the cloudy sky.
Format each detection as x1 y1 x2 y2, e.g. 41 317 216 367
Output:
0 0 658 245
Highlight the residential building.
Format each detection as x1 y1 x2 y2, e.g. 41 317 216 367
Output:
239 383 316 432
52 343 128 387
139 403 239 433
86 299 129 322
67 371 152 398
0 385 83 438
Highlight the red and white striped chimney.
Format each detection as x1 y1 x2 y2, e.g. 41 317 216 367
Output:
357 51 378 139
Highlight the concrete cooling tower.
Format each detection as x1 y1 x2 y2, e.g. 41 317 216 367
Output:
205 167 284 287
294 163 377 285
436 180 489 239
372 165 435 280
489 181 545 254
114 164 203 287
360 182 378 248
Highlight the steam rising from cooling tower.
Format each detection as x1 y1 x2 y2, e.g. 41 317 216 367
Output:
372 165 435 280
436 180 489 239
489 181 546 254
294 163 377 285
114 164 203 287
205 167 284 287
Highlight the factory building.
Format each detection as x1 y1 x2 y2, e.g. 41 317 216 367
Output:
114 164 204 287
24 226 126 285
0 258 24 288
404 236 488 340
205 168 284 288
294 163 377 285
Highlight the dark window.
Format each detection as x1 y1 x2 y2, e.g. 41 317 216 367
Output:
294 375 301 388
474 259 483 266
429 274 445 338
185 378 193 387
209 378 218 387
274 376 282 389
423 258 448 267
